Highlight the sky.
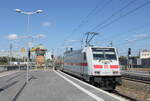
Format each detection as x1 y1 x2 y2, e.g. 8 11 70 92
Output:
0 0 150 56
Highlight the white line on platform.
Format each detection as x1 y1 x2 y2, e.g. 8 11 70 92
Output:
58 70 128 101
54 70 104 101
0 71 19 78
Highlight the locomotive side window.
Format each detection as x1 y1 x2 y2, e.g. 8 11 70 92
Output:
83 52 86 60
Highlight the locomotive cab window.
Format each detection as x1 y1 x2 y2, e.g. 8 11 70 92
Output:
92 48 117 60
105 52 116 60
93 52 104 60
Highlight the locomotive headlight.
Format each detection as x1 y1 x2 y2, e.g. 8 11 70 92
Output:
94 71 100 74
113 71 118 74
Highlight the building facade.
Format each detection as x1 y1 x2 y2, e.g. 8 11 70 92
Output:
140 50 150 59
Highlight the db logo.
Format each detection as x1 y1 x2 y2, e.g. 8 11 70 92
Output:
101 60 110 64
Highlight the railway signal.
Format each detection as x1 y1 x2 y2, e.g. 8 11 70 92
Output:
127 48 132 69
28 48 31 61
128 48 131 57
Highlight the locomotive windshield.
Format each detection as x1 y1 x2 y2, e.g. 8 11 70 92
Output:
92 48 117 60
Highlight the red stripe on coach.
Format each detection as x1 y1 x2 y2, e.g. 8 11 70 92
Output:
65 62 87 66
81 63 88 66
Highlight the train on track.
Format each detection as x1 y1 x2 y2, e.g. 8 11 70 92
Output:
61 46 121 90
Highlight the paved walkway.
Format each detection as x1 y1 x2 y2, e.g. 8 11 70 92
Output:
16 70 95 101
0 71 26 101
0 70 19 78
16 70 126 101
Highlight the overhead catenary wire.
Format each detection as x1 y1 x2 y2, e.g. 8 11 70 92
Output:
62 0 103 41
100 21 150 42
115 35 150 56
88 0 150 56
86 0 150 50
73 0 113 34
78 0 113 44
62 0 113 47
90 0 137 31
98 1 150 31
133 42 150 50
92 0 150 32
97 1 150 56
97 1 150 31
59 0 150 56
80 0 137 45
116 36 150 48
79 0 113 31
118 46 150 56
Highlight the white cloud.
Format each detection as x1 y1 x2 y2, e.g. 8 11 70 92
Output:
7 34 18 40
42 21 52 27
133 34 150 39
36 34 45 38
125 39 136 43
125 34 150 43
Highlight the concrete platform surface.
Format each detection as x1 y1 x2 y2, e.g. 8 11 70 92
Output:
0 70 127 101
16 70 126 101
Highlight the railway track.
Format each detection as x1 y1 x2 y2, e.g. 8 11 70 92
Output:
122 76 150 84
121 70 150 84
119 70 150 101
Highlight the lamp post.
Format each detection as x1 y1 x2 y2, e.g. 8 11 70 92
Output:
15 9 43 83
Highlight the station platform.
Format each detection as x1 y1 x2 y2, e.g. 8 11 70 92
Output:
0 70 127 101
